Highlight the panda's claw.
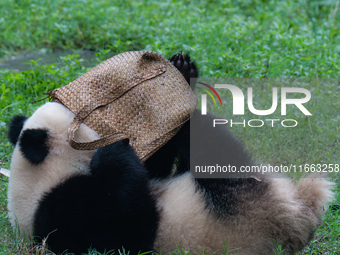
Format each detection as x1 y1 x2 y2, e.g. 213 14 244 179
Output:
169 52 198 90
169 54 177 64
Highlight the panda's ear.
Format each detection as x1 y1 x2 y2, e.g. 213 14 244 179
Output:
8 115 28 145
19 129 50 165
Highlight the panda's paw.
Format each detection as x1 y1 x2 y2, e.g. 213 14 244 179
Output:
90 140 144 179
169 52 198 90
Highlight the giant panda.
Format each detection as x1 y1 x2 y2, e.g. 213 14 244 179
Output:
7 53 333 255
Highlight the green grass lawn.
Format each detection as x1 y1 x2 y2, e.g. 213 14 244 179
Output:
0 0 339 254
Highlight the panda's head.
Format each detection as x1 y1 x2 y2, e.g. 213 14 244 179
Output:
8 102 100 165
7 102 99 233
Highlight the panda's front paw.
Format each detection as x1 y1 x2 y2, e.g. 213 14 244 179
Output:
90 140 143 178
169 52 198 90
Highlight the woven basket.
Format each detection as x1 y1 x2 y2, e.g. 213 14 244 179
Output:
49 51 197 161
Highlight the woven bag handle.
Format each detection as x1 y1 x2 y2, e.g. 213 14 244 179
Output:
67 104 129 150
67 65 166 150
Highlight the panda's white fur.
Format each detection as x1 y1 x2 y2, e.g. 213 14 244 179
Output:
152 173 333 254
8 102 99 233
7 101 334 254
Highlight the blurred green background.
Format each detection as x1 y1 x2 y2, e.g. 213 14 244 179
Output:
0 0 339 254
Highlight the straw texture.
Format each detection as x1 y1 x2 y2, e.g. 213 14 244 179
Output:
49 51 197 160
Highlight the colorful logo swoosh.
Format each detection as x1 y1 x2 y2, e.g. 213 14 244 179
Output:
198 82 222 106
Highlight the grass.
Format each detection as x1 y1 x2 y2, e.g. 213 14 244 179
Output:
0 0 339 254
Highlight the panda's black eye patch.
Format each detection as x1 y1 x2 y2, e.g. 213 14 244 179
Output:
19 129 50 165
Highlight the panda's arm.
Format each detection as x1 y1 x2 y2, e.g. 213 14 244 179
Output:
144 53 198 178
33 141 158 254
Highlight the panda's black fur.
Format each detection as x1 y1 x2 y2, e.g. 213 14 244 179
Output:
34 141 158 254
8 115 50 165
8 115 27 145
7 53 333 255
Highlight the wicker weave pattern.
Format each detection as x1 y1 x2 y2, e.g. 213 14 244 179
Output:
50 51 197 160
